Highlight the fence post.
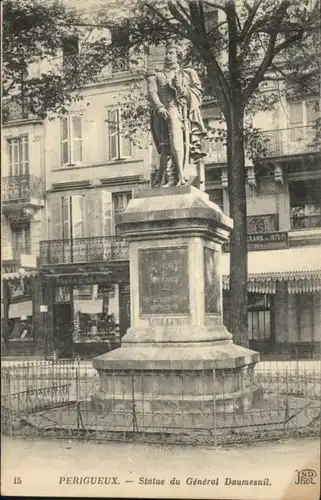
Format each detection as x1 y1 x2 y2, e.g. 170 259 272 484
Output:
131 373 138 433
5 370 13 436
212 369 217 447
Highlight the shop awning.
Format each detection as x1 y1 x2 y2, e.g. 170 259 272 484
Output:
74 299 103 315
222 245 321 294
2 270 38 280
8 300 33 319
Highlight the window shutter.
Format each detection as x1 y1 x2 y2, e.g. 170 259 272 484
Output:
306 100 320 125
121 134 132 158
289 102 303 141
289 102 303 126
22 136 29 174
71 115 82 163
86 190 103 237
71 195 84 238
61 117 69 165
101 190 114 236
49 196 63 240
108 109 119 160
119 110 132 158
62 196 71 239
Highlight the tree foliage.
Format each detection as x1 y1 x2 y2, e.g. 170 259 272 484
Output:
4 0 320 345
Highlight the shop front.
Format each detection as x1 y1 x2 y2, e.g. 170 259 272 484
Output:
2 269 43 356
43 272 130 359
221 245 321 358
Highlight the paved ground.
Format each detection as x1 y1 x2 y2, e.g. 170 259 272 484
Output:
1 436 320 499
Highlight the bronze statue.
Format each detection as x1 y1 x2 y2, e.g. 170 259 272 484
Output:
147 42 207 188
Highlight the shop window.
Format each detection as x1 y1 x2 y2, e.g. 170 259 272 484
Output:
7 136 29 176
54 286 71 303
248 293 272 341
72 284 120 343
9 315 33 341
60 115 83 165
107 108 132 160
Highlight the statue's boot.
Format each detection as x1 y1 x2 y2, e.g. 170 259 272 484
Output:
163 162 177 188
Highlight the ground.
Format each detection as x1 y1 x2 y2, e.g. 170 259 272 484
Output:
1 436 320 499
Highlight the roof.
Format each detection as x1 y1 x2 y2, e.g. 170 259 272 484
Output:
221 245 321 278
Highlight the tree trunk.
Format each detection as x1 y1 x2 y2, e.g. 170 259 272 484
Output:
226 105 249 347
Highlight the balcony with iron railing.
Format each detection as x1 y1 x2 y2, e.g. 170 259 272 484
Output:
2 97 40 124
263 126 319 157
2 174 45 205
290 214 321 230
203 125 319 163
39 236 129 266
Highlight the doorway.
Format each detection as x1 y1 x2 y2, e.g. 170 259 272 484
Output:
53 303 73 358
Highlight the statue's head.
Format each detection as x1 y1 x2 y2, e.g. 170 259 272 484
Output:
164 42 184 66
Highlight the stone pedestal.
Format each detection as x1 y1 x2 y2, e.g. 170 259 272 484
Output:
93 186 260 423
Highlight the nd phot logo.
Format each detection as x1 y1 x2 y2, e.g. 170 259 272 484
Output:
294 469 317 485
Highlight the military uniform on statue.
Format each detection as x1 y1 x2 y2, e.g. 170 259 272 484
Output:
147 42 207 188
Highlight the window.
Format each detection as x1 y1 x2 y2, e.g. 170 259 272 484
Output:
11 224 31 257
248 294 272 341
8 137 29 176
111 30 130 72
62 195 84 239
62 35 79 71
208 189 223 211
61 115 83 165
289 179 321 229
113 192 132 214
113 192 132 235
4 98 29 122
107 109 132 160
289 99 320 140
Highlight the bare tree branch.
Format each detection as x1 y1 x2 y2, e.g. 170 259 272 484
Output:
244 0 294 101
273 30 305 55
239 0 263 42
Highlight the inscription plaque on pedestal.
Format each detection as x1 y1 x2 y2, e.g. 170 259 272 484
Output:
204 246 221 314
139 247 189 315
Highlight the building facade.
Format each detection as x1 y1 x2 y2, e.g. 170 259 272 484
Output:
2 16 320 358
204 94 321 358
1 97 46 356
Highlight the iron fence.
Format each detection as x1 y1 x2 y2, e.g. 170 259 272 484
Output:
203 126 319 163
1 360 321 445
1 359 320 445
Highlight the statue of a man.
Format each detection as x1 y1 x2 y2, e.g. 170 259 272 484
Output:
147 42 207 188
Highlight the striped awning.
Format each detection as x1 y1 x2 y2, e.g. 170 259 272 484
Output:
2 270 38 281
222 245 321 294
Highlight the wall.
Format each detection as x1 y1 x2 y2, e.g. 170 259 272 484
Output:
1 216 12 260
45 79 151 190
